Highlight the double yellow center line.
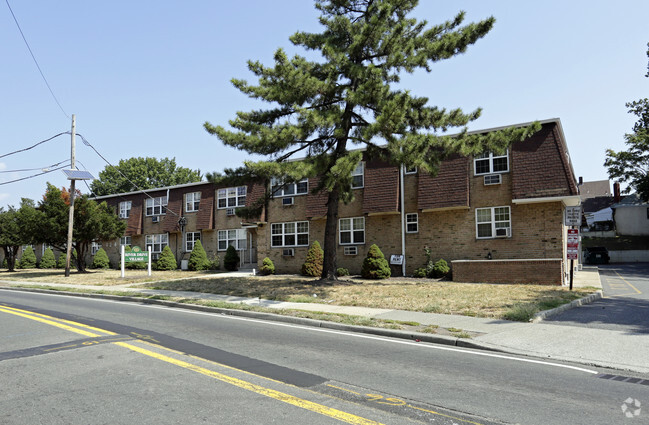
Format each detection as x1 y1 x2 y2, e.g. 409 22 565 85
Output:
0 305 382 425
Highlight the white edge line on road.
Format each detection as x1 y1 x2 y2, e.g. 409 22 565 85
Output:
1 289 599 375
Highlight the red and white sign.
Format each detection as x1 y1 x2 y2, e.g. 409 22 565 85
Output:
567 229 579 260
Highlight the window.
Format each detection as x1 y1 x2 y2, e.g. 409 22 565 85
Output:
474 151 509 175
120 236 131 247
185 192 201 212
406 213 418 233
271 221 309 247
145 196 167 216
351 162 364 189
405 166 417 175
119 201 132 219
145 233 168 253
217 186 247 209
476 206 511 239
270 178 308 197
339 217 365 245
185 232 201 252
218 229 247 251
91 242 102 255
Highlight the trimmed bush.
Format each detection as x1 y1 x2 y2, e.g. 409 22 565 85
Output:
259 257 275 275
188 240 211 271
39 248 56 269
413 267 427 278
91 248 110 269
336 267 349 277
210 255 220 270
301 241 323 277
57 249 76 269
361 244 391 279
223 245 239 271
155 246 177 270
429 258 450 278
2 257 7 269
18 246 37 269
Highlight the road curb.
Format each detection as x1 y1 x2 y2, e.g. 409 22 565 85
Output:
530 290 603 323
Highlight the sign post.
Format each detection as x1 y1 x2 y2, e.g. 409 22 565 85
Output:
121 246 151 277
567 229 579 290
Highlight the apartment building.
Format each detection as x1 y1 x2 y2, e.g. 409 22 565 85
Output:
89 118 578 285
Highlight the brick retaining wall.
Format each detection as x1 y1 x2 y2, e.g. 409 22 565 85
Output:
451 259 563 285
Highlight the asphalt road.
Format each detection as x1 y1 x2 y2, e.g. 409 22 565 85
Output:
1 289 648 425
547 263 649 334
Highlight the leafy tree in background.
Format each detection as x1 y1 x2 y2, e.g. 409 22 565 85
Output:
90 157 202 196
38 184 126 272
206 0 539 280
605 43 649 201
0 199 41 272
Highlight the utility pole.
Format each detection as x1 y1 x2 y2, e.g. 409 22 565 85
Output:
64 114 76 277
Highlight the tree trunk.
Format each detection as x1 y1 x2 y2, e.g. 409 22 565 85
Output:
3 246 17 272
321 185 341 281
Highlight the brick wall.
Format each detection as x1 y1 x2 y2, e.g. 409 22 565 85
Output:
452 259 563 285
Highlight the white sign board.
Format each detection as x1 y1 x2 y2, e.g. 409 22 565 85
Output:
567 229 579 260
390 255 403 265
565 206 581 227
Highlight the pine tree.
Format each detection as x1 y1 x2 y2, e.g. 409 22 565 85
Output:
188 239 211 271
39 248 56 269
206 0 539 280
18 246 37 269
223 245 240 271
361 244 391 279
301 241 324 277
92 248 111 269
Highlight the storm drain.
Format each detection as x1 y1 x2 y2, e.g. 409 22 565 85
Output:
597 374 649 386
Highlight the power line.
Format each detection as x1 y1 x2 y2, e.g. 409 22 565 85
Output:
0 131 68 159
0 163 69 186
0 159 69 173
5 0 70 119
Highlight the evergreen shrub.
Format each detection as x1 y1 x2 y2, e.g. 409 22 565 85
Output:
429 258 450 278
91 248 110 269
155 246 177 270
188 240 211 271
336 267 349 277
18 246 37 269
39 248 56 269
210 255 220 270
301 241 323 277
360 244 391 279
224 245 239 271
57 249 76 269
259 257 275 275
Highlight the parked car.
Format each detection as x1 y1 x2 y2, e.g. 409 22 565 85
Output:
584 246 610 264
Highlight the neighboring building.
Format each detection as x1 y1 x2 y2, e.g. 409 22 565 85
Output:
578 179 610 200
82 118 578 285
611 194 649 236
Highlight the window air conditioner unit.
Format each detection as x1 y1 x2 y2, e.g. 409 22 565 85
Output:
282 248 295 257
282 197 294 206
344 246 358 256
151 216 160 223
226 208 235 216
495 227 511 238
484 174 502 185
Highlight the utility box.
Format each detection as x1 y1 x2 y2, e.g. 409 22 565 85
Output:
181 260 189 270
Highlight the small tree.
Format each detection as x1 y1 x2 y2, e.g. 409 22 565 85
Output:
92 248 111 269
301 241 324 277
39 248 56 269
260 257 275 275
155 246 177 271
18 246 37 269
361 244 391 279
223 245 239 271
188 240 211 271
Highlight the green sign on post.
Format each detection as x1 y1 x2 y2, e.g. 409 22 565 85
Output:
124 246 149 262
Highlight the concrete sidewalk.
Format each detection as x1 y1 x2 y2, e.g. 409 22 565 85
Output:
2 266 648 374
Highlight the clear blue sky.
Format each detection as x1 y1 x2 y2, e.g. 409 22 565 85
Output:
2 0 648 208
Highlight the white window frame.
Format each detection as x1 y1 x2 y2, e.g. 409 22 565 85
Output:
405 166 417 175
475 206 511 239
119 201 132 219
474 150 509 176
217 229 247 251
145 233 168 254
351 162 364 189
406 213 418 233
270 178 308 197
120 236 132 247
339 217 365 245
270 221 309 248
217 186 247 209
185 192 201 212
185 231 201 252
145 196 167 216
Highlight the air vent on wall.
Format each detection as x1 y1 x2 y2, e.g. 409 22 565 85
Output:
495 227 510 238
484 174 502 185
282 197 294 206
282 248 295 257
151 216 160 223
344 246 358 256
226 208 235 216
